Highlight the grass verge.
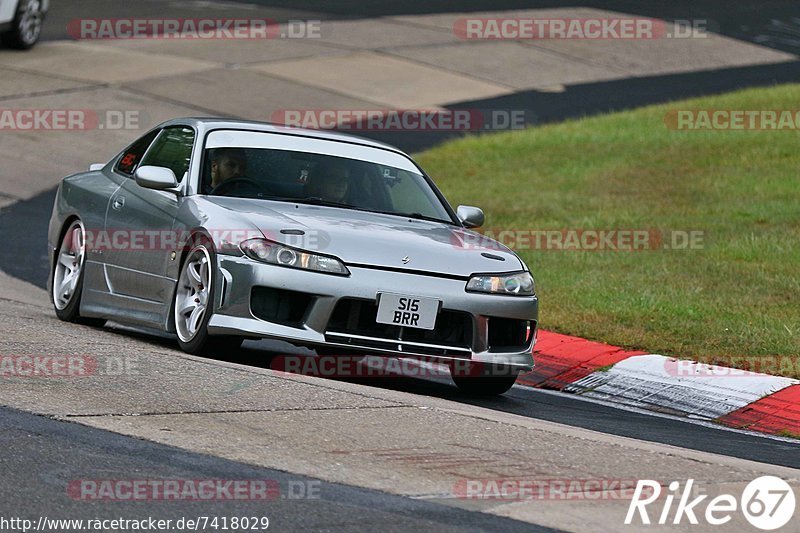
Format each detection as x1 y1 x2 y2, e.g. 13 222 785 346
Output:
416 84 799 377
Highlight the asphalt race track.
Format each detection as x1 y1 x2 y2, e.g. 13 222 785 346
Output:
39 0 800 57
0 406 554 532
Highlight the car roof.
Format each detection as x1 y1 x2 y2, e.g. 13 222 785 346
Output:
157 117 410 157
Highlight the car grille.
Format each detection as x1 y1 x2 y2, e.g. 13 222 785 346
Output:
325 298 473 357
487 317 533 351
251 287 314 327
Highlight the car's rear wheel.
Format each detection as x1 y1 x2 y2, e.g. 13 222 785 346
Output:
174 241 242 355
1 0 45 50
450 362 519 396
52 220 106 327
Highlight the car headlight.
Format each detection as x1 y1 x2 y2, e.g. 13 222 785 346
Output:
466 271 535 296
240 238 349 276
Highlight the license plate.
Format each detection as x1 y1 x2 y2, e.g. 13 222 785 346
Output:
375 293 440 330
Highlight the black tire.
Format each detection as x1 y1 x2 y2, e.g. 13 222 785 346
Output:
207 335 245 356
450 362 519 396
1 0 45 50
51 220 106 327
179 332 244 357
173 239 243 356
79 317 108 327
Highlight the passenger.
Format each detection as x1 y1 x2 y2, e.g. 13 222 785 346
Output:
306 161 351 203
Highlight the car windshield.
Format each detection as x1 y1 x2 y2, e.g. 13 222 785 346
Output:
202 132 454 224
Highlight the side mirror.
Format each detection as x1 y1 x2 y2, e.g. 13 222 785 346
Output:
134 165 178 190
457 205 484 229
88 163 105 171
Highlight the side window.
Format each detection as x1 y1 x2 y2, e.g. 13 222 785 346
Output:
114 129 160 176
139 126 195 183
383 169 442 218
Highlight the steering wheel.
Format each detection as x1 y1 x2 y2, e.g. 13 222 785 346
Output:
210 177 265 197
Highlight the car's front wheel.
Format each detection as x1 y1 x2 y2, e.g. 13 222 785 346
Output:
174 241 242 355
52 219 106 327
450 362 520 396
1 0 45 50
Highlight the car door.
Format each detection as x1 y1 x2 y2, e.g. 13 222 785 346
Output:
80 128 160 296
104 126 195 306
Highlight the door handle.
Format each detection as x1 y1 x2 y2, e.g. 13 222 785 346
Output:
112 196 125 210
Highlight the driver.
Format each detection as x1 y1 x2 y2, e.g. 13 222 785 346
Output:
209 148 247 190
306 161 350 203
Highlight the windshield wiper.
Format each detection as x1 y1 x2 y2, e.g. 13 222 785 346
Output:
253 194 345 207
258 195 452 224
293 197 355 209
390 211 452 224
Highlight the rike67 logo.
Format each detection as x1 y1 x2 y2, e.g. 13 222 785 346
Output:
626 477 795 530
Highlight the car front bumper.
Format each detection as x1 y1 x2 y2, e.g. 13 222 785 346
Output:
208 255 537 370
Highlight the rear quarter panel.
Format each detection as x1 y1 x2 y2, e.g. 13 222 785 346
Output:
47 169 123 292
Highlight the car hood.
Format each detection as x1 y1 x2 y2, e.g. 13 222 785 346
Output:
204 197 523 277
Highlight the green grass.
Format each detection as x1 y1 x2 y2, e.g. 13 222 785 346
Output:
416 84 800 377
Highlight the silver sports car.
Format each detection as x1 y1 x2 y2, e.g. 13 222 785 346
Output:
48 118 537 395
